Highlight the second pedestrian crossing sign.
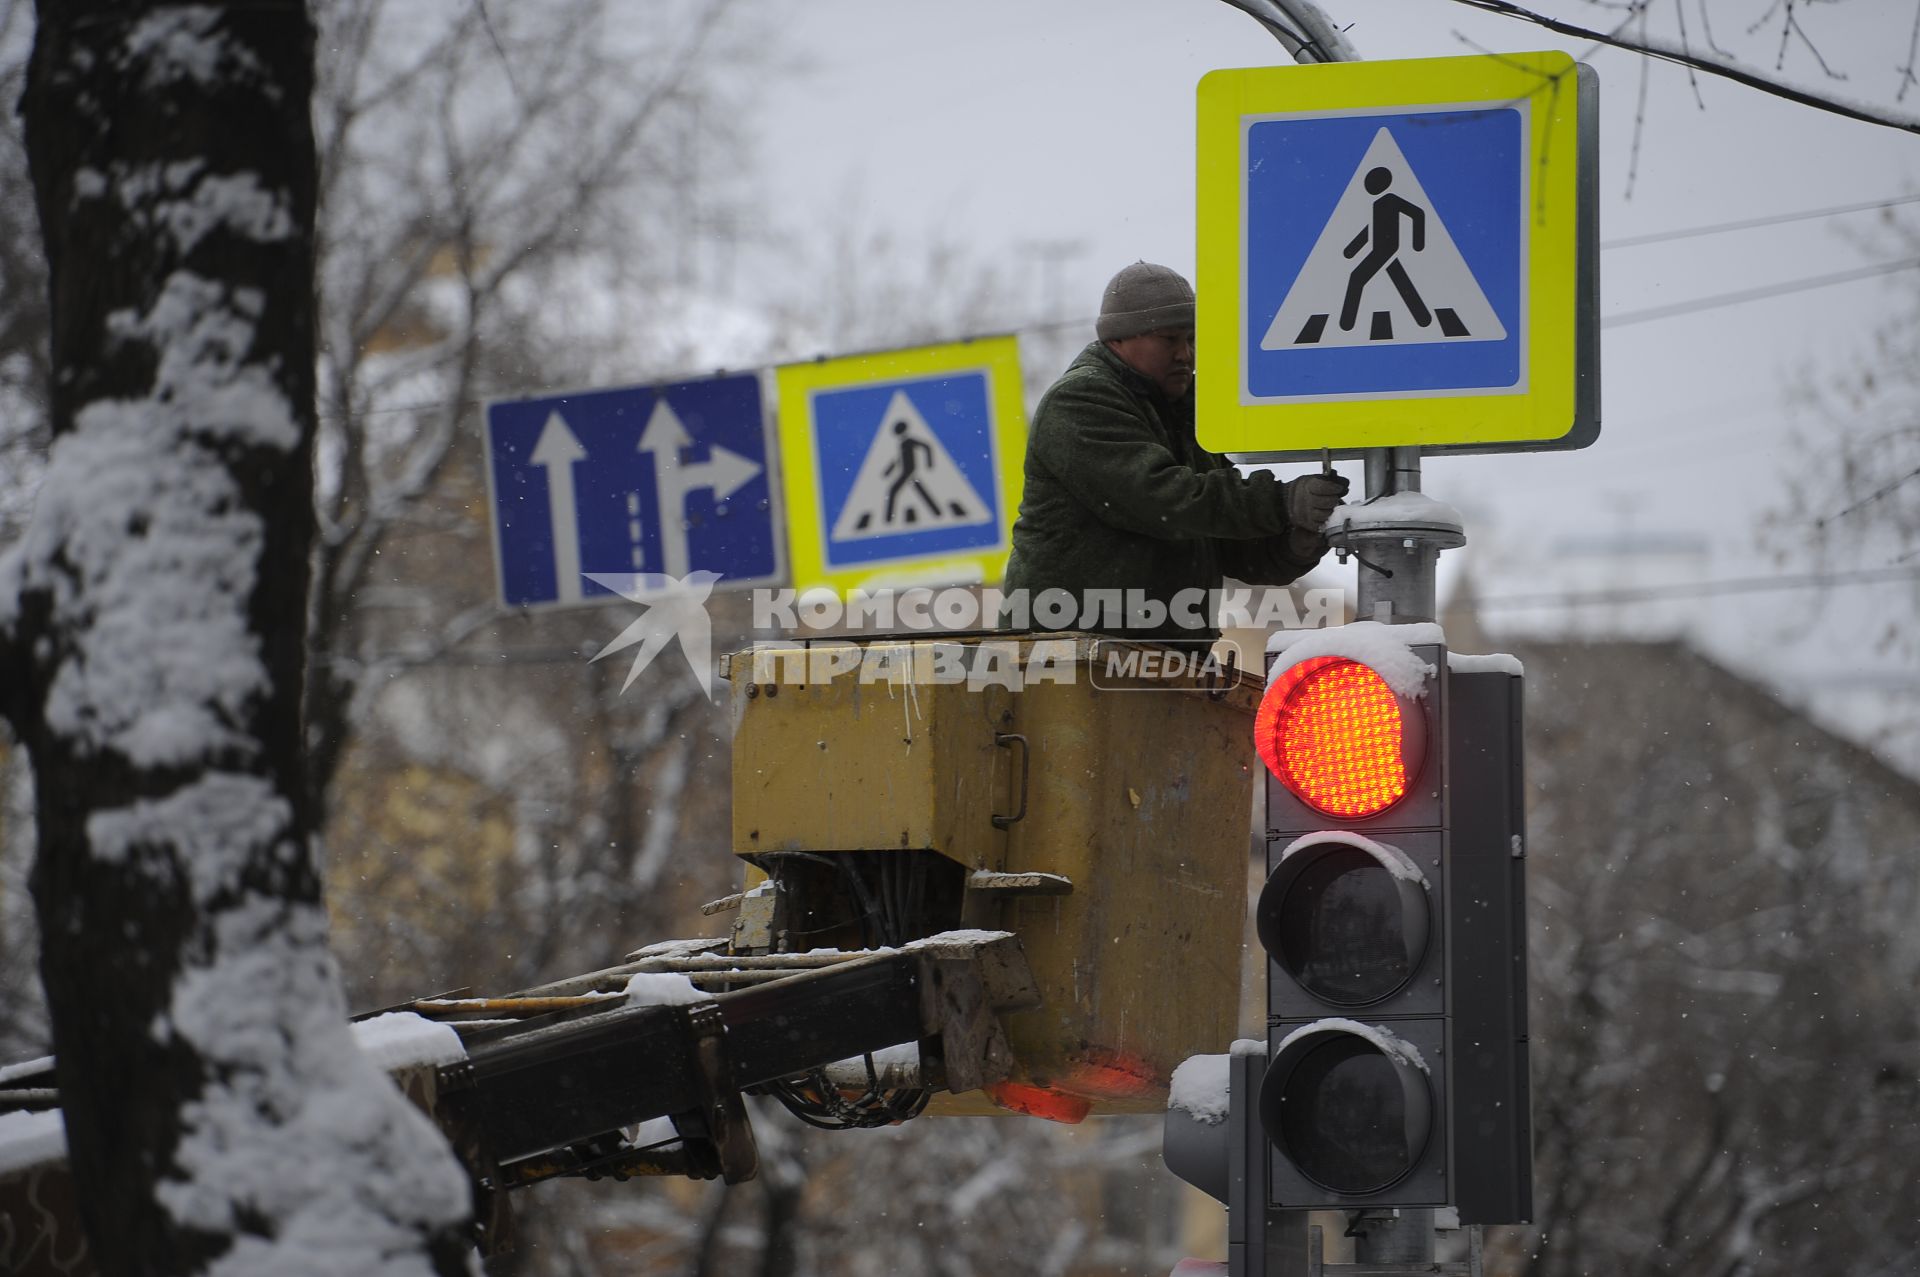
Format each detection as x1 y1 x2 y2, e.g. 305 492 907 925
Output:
775 337 1026 595
1197 52 1598 456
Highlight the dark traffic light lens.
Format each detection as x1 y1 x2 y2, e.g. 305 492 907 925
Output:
1261 844 1428 1006
1265 1034 1429 1194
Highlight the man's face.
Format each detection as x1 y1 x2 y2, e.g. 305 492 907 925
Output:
1109 328 1196 399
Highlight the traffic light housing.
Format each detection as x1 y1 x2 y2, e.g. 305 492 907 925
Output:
1446 654 1533 1225
1254 629 1531 1223
1259 633 1448 1211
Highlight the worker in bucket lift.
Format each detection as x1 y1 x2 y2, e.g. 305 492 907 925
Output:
1004 261 1347 641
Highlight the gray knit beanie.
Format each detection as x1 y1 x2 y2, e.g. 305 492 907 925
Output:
1096 261 1195 341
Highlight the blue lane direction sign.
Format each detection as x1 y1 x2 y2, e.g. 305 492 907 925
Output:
484 374 779 609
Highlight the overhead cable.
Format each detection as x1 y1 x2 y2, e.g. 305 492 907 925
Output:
1602 193 1920 250
1475 565 1920 610
1601 257 1920 329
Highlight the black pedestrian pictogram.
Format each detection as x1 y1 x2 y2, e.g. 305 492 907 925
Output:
1262 127 1504 354
832 389 993 542
857 419 969 530
1339 167 1430 334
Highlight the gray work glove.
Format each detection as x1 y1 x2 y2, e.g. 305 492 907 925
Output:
1285 527 1327 565
1283 473 1350 531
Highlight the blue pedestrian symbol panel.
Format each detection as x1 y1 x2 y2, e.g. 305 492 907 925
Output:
811 373 1002 570
484 374 778 609
1243 105 1524 403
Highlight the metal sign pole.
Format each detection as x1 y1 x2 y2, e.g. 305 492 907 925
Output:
1354 445 1450 624
1199 9 1577 1274
1231 2 1455 1270
1217 0 1461 626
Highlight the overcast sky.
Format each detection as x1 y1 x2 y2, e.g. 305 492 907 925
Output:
727 0 1920 763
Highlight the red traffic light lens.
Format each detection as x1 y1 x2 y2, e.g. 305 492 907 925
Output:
1257 656 1417 819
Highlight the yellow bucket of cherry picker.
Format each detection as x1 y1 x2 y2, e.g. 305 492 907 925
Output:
724 632 1260 1119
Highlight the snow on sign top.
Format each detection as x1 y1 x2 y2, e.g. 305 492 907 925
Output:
1195 51 1598 456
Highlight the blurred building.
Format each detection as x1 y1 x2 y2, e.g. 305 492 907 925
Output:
1453 524 1920 779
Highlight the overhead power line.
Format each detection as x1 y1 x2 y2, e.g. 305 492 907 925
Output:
1601 257 1920 329
1476 565 1920 611
326 192 1920 422
334 244 1914 420
1602 193 1920 250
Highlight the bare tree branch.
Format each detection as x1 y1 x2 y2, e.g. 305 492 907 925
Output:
1900 0 1920 100
1442 0 1920 133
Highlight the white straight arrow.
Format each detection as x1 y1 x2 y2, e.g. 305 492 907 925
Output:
637 398 762 579
530 410 587 603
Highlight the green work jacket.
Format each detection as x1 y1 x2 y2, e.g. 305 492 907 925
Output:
1003 342 1317 640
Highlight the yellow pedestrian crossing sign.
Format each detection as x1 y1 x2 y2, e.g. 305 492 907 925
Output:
1196 52 1598 456
774 337 1026 596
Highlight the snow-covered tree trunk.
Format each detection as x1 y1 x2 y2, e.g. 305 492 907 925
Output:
0 1 474 1272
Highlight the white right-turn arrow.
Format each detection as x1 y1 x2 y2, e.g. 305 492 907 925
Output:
637 398 763 580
